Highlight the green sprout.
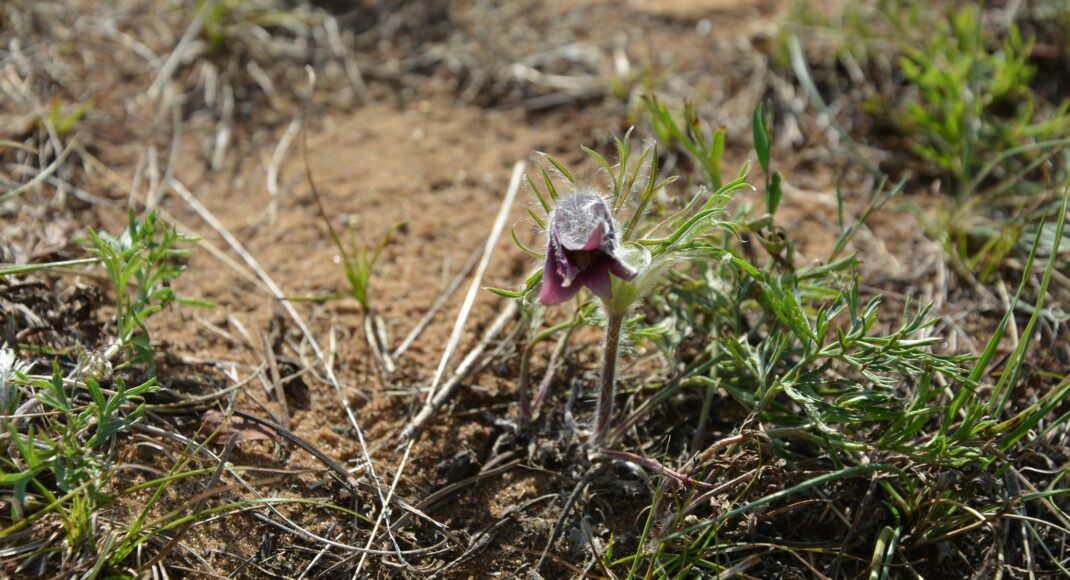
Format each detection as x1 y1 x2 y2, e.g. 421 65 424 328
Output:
85 209 206 368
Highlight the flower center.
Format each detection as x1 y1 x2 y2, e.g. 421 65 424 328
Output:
571 250 595 271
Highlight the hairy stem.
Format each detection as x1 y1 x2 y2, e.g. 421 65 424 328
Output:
591 310 623 448
517 344 532 429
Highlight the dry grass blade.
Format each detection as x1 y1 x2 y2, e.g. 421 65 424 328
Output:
535 469 595 574
593 449 719 491
356 161 525 574
0 137 77 203
144 433 239 569
166 176 397 556
392 245 484 359
146 0 214 100
401 162 526 439
267 115 302 226
260 331 290 436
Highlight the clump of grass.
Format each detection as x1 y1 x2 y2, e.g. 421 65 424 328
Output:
2 362 157 546
626 97 1070 577
502 96 1070 576
896 5 1069 199
784 2 1070 287
0 210 202 573
198 0 314 56
317 217 404 316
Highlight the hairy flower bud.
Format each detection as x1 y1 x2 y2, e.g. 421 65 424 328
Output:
539 191 638 305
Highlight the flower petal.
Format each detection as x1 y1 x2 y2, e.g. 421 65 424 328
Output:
608 256 637 281
539 239 581 305
573 255 613 300
608 243 648 281
552 232 580 286
579 222 606 251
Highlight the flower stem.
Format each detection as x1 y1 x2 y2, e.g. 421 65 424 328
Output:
517 344 532 429
591 310 624 448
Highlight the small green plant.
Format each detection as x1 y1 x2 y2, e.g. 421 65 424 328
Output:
199 0 312 55
498 132 752 447
1 363 156 542
44 96 93 138
897 5 1069 199
334 221 404 314
85 209 205 368
784 3 1070 286
887 4 1070 283
0 210 199 569
646 95 726 191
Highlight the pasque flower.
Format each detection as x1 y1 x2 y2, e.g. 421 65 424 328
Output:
539 191 638 305
506 143 748 450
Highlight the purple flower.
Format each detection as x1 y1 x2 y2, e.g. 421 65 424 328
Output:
539 191 638 305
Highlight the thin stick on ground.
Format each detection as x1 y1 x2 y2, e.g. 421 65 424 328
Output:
364 309 395 375
355 161 525 575
0 137 77 204
592 448 720 491
267 115 302 226
296 522 337 580
530 324 574 420
535 468 595 574
260 331 290 437
146 0 214 100
392 245 484 359
167 176 402 559
144 433 239 569
388 455 522 534
402 300 518 441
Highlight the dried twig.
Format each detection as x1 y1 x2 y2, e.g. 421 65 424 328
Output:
260 331 290 435
535 468 594 574
267 115 302 226
401 300 518 441
592 449 719 491
356 161 525 575
147 0 215 100
167 176 401 558
530 325 574 420
392 245 484 359
0 137 77 204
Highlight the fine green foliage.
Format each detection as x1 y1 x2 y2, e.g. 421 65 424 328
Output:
784 2 1070 287
295 216 404 313
44 96 93 138
338 223 403 313
752 101 782 216
85 209 205 368
0 211 199 569
646 96 726 191
570 94 1070 576
199 0 313 55
1 363 156 544
897 5 1070 199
